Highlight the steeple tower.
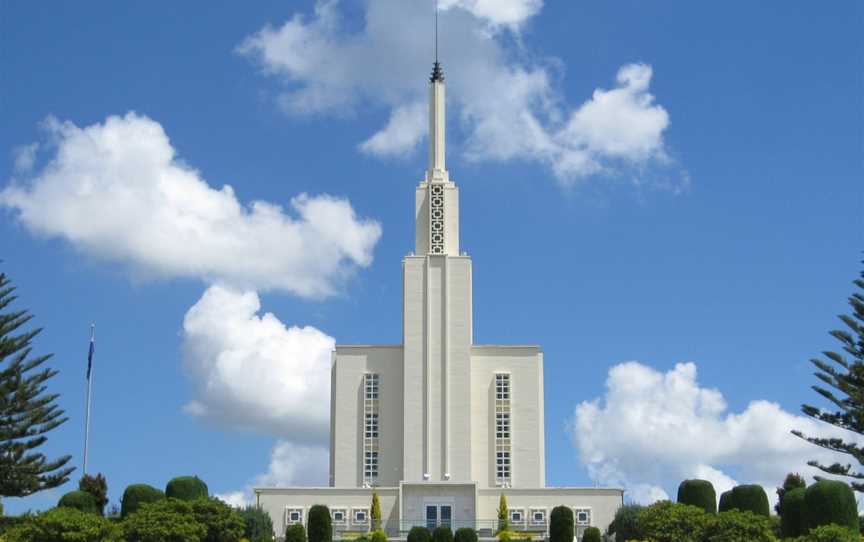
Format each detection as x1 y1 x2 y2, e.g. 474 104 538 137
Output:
416 60 459 256
428 61 446 179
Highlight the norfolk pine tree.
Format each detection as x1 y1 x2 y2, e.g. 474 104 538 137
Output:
793 260 864 491
0 270 73 497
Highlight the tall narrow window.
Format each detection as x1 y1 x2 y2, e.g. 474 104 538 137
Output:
363 373 380 485
495 373 512 485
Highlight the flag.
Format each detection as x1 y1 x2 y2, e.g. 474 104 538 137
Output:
86 334 95 380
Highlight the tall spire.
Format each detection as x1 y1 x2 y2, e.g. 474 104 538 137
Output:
428 63 446 176
427 0 446 179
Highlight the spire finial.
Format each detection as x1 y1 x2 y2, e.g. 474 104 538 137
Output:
430 0 444 82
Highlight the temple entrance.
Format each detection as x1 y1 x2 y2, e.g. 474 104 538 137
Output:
425 504 452 529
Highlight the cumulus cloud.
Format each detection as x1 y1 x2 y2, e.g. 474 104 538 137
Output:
0 112 382 298
216 440 329 507
572 361 858 506
439 0 543 28
12 143 38 173
237 0 676 185
182 285 334 441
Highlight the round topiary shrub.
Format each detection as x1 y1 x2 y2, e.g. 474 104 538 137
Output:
677 479 717 514
581 526 601 542
408 526 432 542
780 487 807 538
719 485 769 516
549 505 574 542
308 504 332 542
121 484 165 518
432 525 453 542
454 527 478 542
58 490 99 515
286 522 307 542
165 476 208 501
805 479 858 532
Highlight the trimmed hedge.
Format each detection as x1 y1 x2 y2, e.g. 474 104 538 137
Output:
549 506 573 542
165 476 208 501
780 487 807 538
58 490 99 515
286 522 307 542
121 484 165 518
717 485 769 516
805 479 858 532
308 504 332 542
432 525 453 542
581 526 601 542
408 526 432 542
370 529 388 542
677 479 717 514
454 527 478 542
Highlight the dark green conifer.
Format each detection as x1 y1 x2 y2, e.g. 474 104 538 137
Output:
0 271 73 497
793 261 864 491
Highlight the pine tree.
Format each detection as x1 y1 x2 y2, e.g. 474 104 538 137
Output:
793 261 864 491
0 271 74 497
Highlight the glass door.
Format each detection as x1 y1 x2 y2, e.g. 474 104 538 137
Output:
426 505 438 530
440 505 452 528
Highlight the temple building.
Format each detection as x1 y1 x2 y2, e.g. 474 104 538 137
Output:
256 62 623 541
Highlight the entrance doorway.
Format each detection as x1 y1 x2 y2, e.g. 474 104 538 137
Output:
425 504 452 529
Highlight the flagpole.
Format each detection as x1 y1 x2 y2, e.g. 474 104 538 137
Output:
83 323 94 476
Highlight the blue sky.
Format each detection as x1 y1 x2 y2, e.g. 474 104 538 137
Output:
1 0 862 513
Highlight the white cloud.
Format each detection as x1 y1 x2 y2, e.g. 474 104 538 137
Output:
238 0 676 186
572 361 858 506
214 491 248 508
439 0 543 28
182 285 334 441
254 441 330 488
12 143 38 173
215 440 330 508
0 112 382 298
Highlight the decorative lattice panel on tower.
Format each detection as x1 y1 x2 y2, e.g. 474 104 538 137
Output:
430 184 444 254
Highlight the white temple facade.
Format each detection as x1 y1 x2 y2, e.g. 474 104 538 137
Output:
256 63 623 541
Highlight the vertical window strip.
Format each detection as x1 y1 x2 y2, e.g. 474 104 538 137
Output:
363 373 380 484
495 373 511 485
